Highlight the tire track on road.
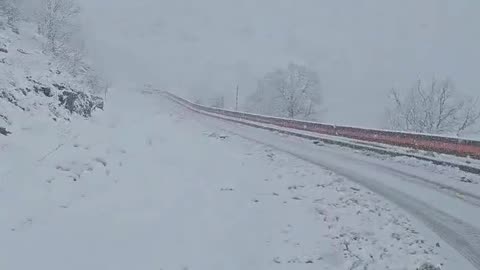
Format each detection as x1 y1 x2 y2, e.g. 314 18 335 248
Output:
196 112 480 270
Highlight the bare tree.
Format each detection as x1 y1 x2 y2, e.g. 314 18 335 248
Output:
56 40 86 76
385 78 480 136
457 98 480 136
84 70 105 95
246 63 322 120
210 95 225 109
36 0 80 54
0 0 20 27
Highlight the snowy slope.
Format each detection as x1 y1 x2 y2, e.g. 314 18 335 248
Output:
2 10 478 270
1 88 474 270
0 19 102 136
177 94 480 269
0 19 476 268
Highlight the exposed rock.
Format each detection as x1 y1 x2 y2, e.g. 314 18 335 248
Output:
0 90 26 111
52 83 67 90
25 76 42 85
16 87 30 96
0 19 107 134
33 85 53 97
0 126 11 136
460 176 473 183
417 262 441 270
17 48 28 54
0 113 9 124
58 89 103 117
10 26 19 35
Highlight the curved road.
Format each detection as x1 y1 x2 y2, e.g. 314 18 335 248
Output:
184 102 480 270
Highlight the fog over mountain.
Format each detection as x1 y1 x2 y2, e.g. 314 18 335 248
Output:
79 0 480 128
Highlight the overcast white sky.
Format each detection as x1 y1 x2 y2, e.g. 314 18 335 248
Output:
79 0 480 128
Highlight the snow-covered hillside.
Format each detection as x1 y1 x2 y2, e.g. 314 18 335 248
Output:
3 88 472 270
0 17 103 136
1 7 479 270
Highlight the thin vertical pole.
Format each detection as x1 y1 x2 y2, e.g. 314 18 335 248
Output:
235 85 239 111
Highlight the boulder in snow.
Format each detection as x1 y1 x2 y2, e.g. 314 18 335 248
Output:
58 89 103 117
0 126 11 136
417 262 441 270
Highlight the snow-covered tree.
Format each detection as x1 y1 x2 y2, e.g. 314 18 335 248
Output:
246 63 322 120
210 95 225 108
34 0 96 83
0 0 20 26
83 69 107 95
55 39 86 76
385 78 480 136
36 0 80 54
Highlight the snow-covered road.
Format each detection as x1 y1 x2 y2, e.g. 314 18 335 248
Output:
173 96 480 270
1 89 478 270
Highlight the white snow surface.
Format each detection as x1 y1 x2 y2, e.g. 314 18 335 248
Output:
1 20 100 135
1 88 475 270
168 97 480 199
170 94 480 267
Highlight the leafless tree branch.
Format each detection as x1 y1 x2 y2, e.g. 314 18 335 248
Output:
385 78 480 136
245 63 322 120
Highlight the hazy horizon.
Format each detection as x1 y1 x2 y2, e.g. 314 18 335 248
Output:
2 2 480 269
78 0 480 128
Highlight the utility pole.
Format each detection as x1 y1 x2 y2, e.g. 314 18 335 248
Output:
235 85 239 111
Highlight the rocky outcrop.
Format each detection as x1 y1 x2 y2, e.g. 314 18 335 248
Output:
0 79 104 135
0 19 104 136
0 126 10 136
58 87 103 117
417 263 441 270
33 85 53 97
0 89 26 111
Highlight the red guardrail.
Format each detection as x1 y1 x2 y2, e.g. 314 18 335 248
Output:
163 91 480 160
